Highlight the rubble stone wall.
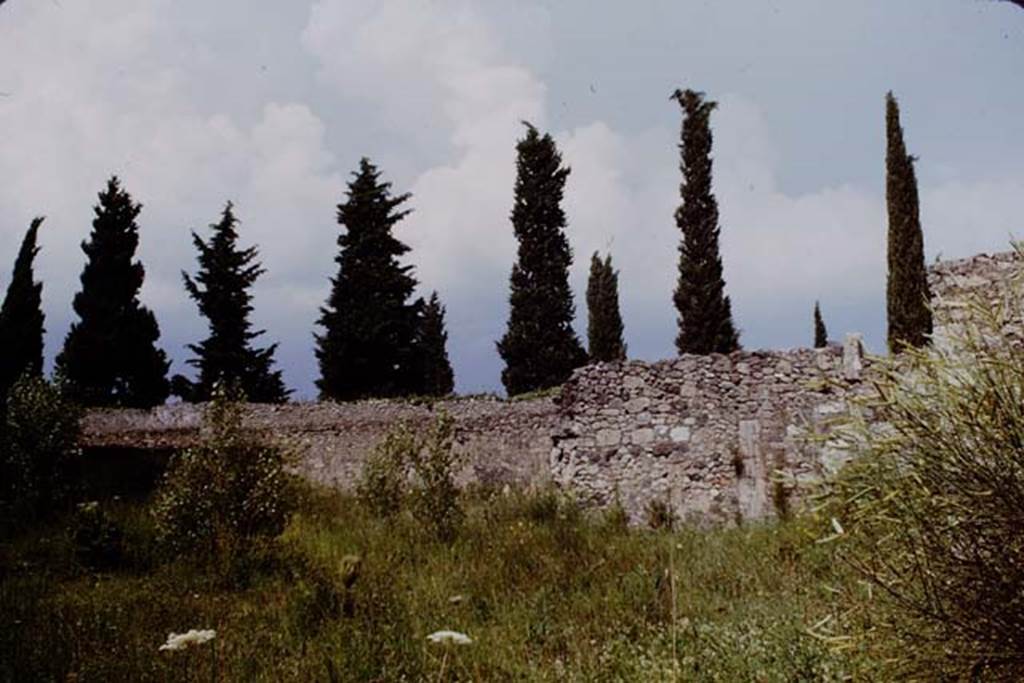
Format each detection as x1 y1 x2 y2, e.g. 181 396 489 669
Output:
81 397 559 490
549 337 870 524
79 251 1023 523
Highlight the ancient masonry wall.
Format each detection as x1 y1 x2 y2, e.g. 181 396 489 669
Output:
81 397 560 490
79 250 1022 523
549 338 869 524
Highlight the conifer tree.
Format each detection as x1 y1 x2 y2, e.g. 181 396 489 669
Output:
316 158 422 401
56 176 170 408
672 88 740 356
0 217 45 405
586 251 626 362
813 300 828 348
497 123 587 395
415 291 455 397
885 91 932 351
172 202 289 404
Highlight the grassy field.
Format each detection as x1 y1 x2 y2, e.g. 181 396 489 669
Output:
1 486 871 682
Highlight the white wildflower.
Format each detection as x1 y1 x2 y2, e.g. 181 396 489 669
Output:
426 630 473 645
159 628 216 651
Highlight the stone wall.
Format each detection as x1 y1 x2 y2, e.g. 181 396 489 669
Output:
79 250 1023 523
929 249 1023 346
81 396 559 490
549 337 869 525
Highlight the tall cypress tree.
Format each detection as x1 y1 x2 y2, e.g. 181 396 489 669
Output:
672 88 740 356
316 158 422 401
885 91 932 351
415 291 455 397
813 300 828 348
497 123 587 396
0 217 46 405
172 202 289 404
56 176 170 408
586 251 626 362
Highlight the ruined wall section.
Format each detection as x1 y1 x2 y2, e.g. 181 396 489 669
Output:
550 338 869 525
82 397 559 490
929 249 1024 346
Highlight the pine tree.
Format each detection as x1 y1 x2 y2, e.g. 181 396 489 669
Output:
0 217 46 405
672 88 740 356
813 300 828 348
497 123 587 396
56 176 170 408
885 91 932 351
415 291 455 397
586 251 626 362
173 202 290 404
316 158 422 401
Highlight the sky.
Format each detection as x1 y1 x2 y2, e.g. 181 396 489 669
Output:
1 0 1022 398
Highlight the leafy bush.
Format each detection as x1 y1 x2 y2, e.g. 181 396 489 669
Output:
0 376 81 531
820 279 1024 680
152 386 296 569
71 501 125 571
406 411 463 542
355 423 416 518
356 411 464 542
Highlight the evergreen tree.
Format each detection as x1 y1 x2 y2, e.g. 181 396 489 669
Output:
813 300 828 348
0 217 45 405
56 176 170 408
586 251 626 362
173 202 290 404
672 88 740 356
885 91 932 351
415 291 455 397
316 158 422 401
497 123 587 396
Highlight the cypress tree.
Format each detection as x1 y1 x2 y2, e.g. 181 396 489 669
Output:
415 291 455 397
316 158 422 401
56 176 170 408
885 91 932 351
0 217 46 405
586 251 626 362
172 202 290 404
813 300 828 348
497 123 587 396
672 88 740 356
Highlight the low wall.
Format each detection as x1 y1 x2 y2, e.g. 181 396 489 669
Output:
81 397 559 490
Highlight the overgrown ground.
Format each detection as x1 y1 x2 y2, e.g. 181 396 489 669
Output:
1 487 872 682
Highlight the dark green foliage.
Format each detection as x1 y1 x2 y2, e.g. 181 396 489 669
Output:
586 251 627 362
0 376 81 531
813 300 828 348
316 158 422 401
885 91 932 352
152 386 296 568
497 123 587 395
56 177 170 408
414 291 454 396
173 202 289 404
0 217 45 408
671 89 740 356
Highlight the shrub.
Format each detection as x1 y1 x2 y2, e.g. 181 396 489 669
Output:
356 412 464 542
820 274 1024 680
71 501 125 571
355 423 416 518
406 411 463 542
152 386 296 569
0 376 81 530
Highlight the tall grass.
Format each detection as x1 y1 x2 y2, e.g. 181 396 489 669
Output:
2 485 864 681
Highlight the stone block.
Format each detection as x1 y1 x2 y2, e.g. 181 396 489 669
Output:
669 425 691 443
596 428 621 447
